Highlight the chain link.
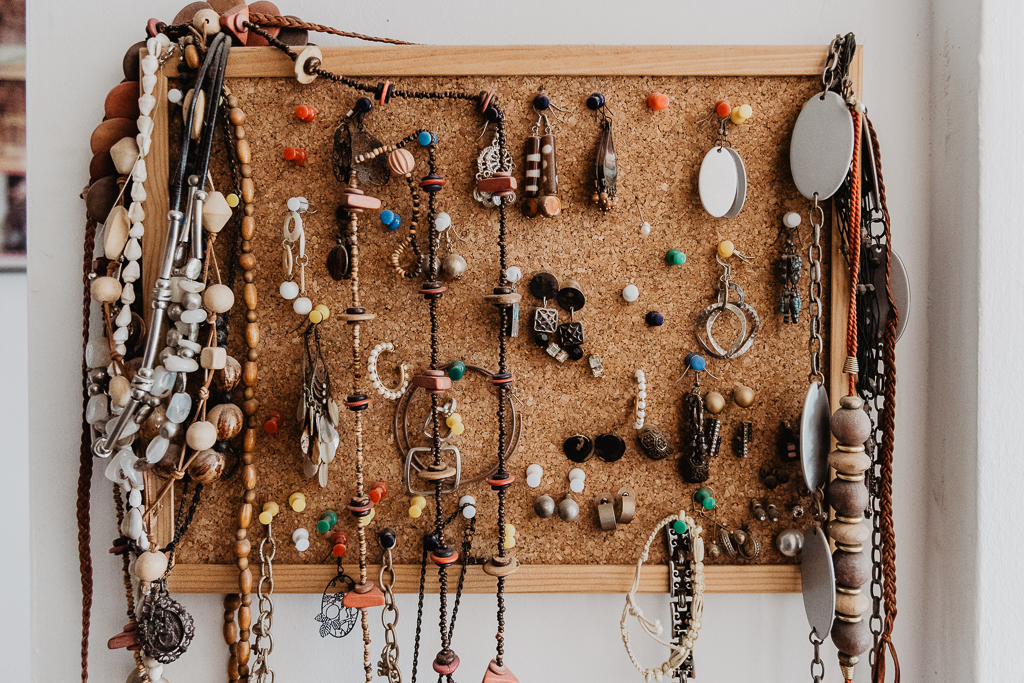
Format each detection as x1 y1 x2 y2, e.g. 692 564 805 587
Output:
251 522 276 683
807 195 825 382
809 630 825 683
377 546 402 683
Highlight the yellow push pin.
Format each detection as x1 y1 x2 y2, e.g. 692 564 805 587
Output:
309 308 325 324
358 508 376 527
258 501 280 525
503 523 517 549
313 304 330 321
288 492 306 512
718 240 753 264
409 495 427 518
730 103 753 125
449 422 465 436
226 193 240 208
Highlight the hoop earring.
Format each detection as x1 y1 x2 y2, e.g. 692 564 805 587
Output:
367 342 409 400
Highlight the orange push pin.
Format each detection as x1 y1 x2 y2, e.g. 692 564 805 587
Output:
283 147 307 165
647 92 669 111
715 100 732 118
295 105 317 122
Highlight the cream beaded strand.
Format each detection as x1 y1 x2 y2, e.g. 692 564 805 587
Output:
621 511 705 683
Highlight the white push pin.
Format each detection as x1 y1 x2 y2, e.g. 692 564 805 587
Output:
292 528 310 552
505 266 522 283
526 464 543 488
459 495 477 519
622 284 640 302
434 212 452 232
637 201 652 235
569 468 586 493
287 196 311 214
168 88 182 104
783 211 802 229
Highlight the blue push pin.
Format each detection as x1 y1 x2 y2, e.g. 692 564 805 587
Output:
418 130 435 146
379 209 401 231
685 352 706 373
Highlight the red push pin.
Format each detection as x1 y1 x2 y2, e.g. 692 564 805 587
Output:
263 411 282 434
331 531 348 557
283 147 307 165
368 481 388 503
295 105 317 122
715 100 732 118
647 92 669 110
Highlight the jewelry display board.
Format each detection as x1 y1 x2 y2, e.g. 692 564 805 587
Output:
158 44 860 594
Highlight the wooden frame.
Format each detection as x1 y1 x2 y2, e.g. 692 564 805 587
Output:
159 44 861 595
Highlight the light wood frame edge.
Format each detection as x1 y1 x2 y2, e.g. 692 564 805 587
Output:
154 43 862 595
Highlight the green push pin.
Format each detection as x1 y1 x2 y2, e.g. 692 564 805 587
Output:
447 360 466 381
665 249 686 266
672 519 688 535
317 510 338 533
695 488 716 511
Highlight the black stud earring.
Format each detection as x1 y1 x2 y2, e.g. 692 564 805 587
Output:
556 280 586 361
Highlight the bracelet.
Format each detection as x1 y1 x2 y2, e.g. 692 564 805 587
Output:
621 512 705 682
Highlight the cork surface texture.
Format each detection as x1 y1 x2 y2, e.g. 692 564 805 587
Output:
175 73 830 571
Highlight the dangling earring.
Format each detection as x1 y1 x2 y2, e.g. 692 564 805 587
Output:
300 321 339 488
586 92 618 212
522 93 563 218
680 353 712 483
698 99 752 218
695 241 760 359
474 130 515 208
778 211 804 323
280 206 313 315
528 271 560 352
556 280 586 362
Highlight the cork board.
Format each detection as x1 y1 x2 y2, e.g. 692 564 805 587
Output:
167 45 860 594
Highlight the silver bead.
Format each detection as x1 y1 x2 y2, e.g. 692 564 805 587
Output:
167 303 183 321
533 494 555 519
776 528 804 557
442 254 467 280
159 421 181 440
158 347 175 365
87 368 109 384
558 495 579 522
166 328 182 347
179 348 195 360
87 383 104 396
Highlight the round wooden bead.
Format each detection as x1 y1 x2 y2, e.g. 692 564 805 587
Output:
104 82 140 121
188 448 227 484
830 618 872 656
134 550 169 582
91 118 137 155
193 8 221 35
836 590 870 618
705 391 726 415
828 449 871 475
86 175 120 223
833 548 871 587
387 148 415 175
215 356 242 391
733 384 755 408
829 478 869 517
90 276 122 303
831 395 871 444
172 1 213 25
827 519 870 546
186 420 218 451
203 283 235 313
207 402 244 441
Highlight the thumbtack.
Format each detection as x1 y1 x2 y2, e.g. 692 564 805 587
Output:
409 495 427 518
292 528 310 552
317 510 338 533
258 501 280 525
330 531 348 557
283 147 307 165
647 92 669 110
295 105 317 122
288 492 306 512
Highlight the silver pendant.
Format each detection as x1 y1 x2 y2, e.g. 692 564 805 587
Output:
790 91 855 200
801 525 836 640
138 588 195 664
799 380 831 492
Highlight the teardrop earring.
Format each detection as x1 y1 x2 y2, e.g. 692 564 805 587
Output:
586 92 618 212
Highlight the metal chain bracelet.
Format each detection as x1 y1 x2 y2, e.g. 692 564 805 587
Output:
377 538 402 683
251 521 277 683
809 630 825 683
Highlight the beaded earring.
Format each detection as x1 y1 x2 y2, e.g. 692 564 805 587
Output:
521 92 563 218
778 211 804 323
634 369 673 461
586 92 618 212
367 342 409 400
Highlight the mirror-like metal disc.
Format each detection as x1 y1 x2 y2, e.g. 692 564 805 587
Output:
891 249 911 342
800 380 831 492
724 147 747 218
790 91 855 200
699 147 738 218
801 525 836 638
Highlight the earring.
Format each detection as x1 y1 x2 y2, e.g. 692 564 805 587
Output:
563 435 594 464
778 211 803 323
474 129 516 208
698 100 752 218
557 494 579 522
634 369 673 460
733 422 752 458
597 486 636 531
695 244 760 359
556 280 586 361
367 342 409 400
533 494 555 519
594 433 626 462
300 322 340 488
680 353 711 483
586 92 618 212
280 206 313 315
522 93 563 218
529 271 561 355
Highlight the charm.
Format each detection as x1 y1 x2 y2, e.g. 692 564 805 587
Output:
779 211 804 322
529 272 560 348
555 280 586 361
699 100 750 218
474 131 515 207
638 426 673 461
137 584 195 664
332 118 390 187
586 92 618 211
680 353 710 483
315 566 359 638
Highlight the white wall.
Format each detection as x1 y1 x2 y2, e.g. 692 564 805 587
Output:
24 1 941 682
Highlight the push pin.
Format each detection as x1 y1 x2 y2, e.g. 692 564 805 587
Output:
715 100 732 118
459 495 477 519
666 248 687 266
694 487 716 511
379 209 402 231
730 103 753 125
225 193 240 208
317 510 338 533
292 528 310 552
295 104 317 122
647 91 669 110
286 196 310 214
308 304 330 325
409 495 427 518
263 411 282 434
368 482 388 503
783 211 802 229
645 311 665 327
446 412 465 436
288 492 306 512
358 509 376 527
283 147 307 165
258 501 280 525
378 527 397 550
685 352 707 373
447 361 466 381
526 464 543 488
622 284 640 302
717 240 753 263
330 531 348 557
503 523 516 549
569 468 586 493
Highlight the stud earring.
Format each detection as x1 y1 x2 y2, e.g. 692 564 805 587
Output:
563 435 594 464
558 494 579 522
556 280 586 361
534 494 555 519
522 92 564 218
586 92 618 212
733 422 753 458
